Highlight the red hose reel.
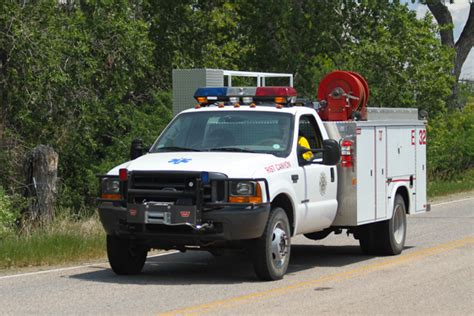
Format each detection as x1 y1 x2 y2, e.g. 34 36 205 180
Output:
317 70 369 121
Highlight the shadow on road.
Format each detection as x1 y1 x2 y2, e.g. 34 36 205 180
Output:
69 243 388 285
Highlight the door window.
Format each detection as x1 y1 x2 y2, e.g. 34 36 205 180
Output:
298 115 323 163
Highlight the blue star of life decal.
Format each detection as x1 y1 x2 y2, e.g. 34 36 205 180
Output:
168 158 192 165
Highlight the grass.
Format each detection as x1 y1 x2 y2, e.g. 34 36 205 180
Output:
428 168 474 198
0 169 472 271
0 214 105 270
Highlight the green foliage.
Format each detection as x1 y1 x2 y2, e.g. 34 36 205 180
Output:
0 1 171 210
0 1 465 216
0 187 21 237
326 3 454 114
428 168 474 197
428 102 474 179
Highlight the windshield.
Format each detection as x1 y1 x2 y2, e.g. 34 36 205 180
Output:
150 111 294 157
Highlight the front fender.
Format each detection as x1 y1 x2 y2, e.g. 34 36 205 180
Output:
267 178 298 236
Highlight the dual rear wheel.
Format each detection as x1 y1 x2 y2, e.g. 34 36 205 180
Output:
359 194 407 255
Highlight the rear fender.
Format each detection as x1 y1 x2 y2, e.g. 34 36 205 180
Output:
387 183 412 219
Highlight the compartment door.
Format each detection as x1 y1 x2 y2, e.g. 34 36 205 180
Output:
386 127 416 178
356 127 375 223
376 127 387 219
416 127 427 212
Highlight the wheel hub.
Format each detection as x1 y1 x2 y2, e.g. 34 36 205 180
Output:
271 224 288 268
393 205 405 245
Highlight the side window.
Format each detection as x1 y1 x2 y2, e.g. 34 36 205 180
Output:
298 115 323 149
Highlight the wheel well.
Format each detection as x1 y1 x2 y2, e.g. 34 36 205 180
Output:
271 194 295 235
396 186 409 213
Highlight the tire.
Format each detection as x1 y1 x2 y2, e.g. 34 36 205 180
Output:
107 235 148 275
358 224 377 255
378 194 407 255
358 194 407 255
251 207 291 281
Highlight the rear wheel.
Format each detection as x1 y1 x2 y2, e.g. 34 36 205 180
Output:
358 194 407 255
379 194 407 255
358 225 377 255
107 235 148 275
251 207 291 281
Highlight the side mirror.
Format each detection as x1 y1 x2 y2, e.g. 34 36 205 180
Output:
322 139 341 165
130 138 144 160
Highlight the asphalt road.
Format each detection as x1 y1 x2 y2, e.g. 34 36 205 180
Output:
1 196 473 315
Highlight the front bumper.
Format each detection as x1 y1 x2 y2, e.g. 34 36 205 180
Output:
98 203 270 247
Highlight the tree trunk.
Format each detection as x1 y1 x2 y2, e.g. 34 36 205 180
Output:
23 145 58 225
454 3 474 83
427 1 474 109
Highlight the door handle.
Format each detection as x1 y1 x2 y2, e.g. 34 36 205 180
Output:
291 174 299 183
330 167 335 182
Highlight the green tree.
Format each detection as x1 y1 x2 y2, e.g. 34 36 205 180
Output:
236 1 453 114
337 2 454 114
0 1 171 211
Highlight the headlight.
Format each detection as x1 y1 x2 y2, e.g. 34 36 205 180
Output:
230 181 256 196
101 177 122 200
228 181 262 204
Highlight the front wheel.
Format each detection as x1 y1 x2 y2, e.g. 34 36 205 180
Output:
251 207 291 281
107 235 148 275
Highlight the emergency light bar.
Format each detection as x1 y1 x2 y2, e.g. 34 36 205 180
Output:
194 86 297 107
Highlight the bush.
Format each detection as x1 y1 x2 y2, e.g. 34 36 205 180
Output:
428 102 474 179
0 187 20 237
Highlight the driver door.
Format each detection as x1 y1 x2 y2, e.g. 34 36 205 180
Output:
297 114 338 233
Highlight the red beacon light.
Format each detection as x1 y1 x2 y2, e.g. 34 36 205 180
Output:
255 86 297 104
193 86 298 107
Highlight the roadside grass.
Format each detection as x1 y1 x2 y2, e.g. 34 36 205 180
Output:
0 213 105 270
428 168 474 198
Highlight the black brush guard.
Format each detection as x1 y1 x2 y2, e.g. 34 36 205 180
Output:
98 171 270 228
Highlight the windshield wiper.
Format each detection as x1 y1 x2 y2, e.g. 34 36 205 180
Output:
155 146 202 152
208 147 256 153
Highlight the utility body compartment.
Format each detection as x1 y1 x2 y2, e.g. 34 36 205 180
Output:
325 107 428 227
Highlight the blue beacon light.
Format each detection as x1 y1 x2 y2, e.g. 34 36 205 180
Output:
200 171 210 185
194 87 228 98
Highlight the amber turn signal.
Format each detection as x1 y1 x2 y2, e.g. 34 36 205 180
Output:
228 183 262 204
101 193 122 200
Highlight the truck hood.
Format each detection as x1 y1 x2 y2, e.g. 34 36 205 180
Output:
108 152 289 178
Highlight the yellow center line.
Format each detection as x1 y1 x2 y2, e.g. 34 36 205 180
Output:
159 236 474 316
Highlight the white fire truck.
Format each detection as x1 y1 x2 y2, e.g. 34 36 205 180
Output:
98 69 428 281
